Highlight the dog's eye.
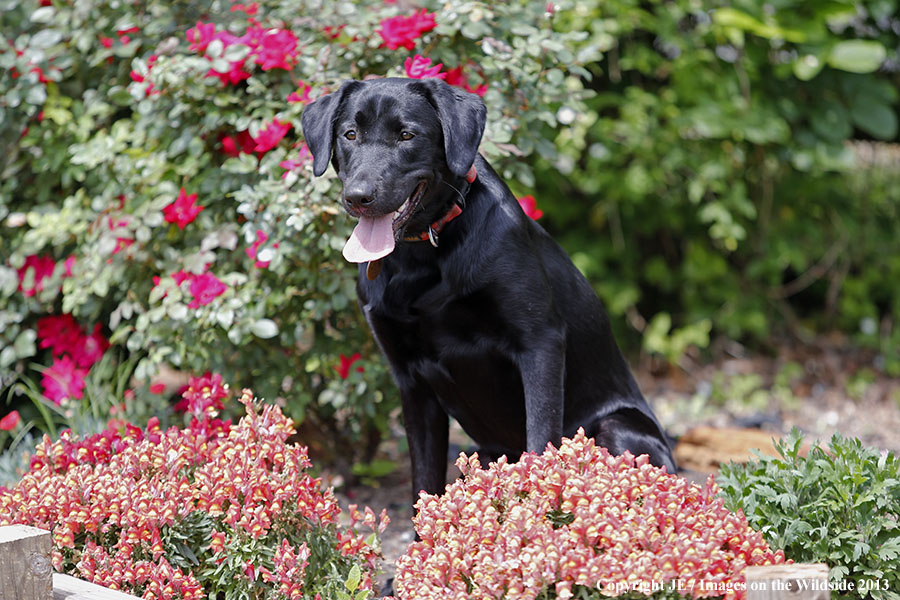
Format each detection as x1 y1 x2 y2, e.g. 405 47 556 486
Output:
400 131 414 141
344 130 357 140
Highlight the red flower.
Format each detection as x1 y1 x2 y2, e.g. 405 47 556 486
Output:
41 356 88 405
99 36 114 48
149 382 167 394
208 60 252 85
377 9 437 50
116 26 139 38
444 65 488 97
187 273 227 309
0 411 20 431
37 314 83 356
335 353 364 379
517 195 544 220
174 372 230 418
163 188 205 229
230 2 258 14
17 254 56 297
72 324 110 369
404 55 445 80
253 120 291 154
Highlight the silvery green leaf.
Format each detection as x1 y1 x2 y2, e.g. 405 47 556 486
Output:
250 318 279 339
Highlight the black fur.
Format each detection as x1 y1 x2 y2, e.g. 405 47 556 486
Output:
301 78 675 505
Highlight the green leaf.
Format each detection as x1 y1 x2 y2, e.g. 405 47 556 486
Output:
850 101 898 140
793 54 824 81
827 40 887 73
250 319 279 339
345 564 361 593
30 28 64 48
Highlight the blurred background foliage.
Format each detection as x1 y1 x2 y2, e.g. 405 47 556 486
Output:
1 0 898 477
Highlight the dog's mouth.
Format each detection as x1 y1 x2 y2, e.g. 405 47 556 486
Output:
391 181 427 235
341 180 428 265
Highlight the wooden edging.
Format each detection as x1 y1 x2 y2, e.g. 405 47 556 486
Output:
4 525 830 599
1 526 140 600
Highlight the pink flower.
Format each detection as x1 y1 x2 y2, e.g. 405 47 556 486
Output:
253 120 291 154
517 195 544 220
187 273 227 309
17 254 56 297
287 82 311 104
279 145 311 176
377 9 437 50
149 382 167 394
37 314 83 356
63 256 76 277
404 55 445 79
245 230 279 268
186 22 217 53
0 410 20 431
163 188 205 229
99 36 114 48
253 28 298 71
41 356 88 405
72 324 109 369
335 353 364 379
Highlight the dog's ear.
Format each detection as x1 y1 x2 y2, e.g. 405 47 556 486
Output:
301 81 359 177
421 79 487 178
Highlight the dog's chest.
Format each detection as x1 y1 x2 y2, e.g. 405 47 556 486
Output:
361 274 521 380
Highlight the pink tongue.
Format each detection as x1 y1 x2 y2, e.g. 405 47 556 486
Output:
342 214 396 263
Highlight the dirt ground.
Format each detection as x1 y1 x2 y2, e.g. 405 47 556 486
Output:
327 340 900 594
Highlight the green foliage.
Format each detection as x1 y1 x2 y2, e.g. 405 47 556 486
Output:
534 0 900 362
718 431 900 600
1 0 602 460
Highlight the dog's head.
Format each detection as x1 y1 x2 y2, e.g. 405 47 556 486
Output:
301 78 486 261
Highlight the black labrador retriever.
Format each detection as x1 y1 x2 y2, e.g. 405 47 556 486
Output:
301 77 675 505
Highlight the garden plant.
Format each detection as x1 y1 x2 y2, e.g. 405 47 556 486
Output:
1 375 389 600
718 431 900 600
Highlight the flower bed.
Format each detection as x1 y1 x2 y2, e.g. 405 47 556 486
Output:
0 377 387 600
394 430 784 600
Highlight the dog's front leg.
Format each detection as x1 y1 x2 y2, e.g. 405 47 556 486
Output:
401 385 450 504
518 336 566 453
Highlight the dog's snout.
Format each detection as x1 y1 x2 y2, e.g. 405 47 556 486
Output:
344 182 376 211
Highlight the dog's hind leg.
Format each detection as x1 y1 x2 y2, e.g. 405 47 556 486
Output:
589 408 676 472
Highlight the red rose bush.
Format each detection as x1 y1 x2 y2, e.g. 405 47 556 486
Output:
394 430 784 600
0 378 388 600
3 0 595 462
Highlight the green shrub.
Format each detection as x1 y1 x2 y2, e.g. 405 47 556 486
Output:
533 0 900 362
717 431 900 600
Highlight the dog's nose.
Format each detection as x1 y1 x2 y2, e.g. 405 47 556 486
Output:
343 182 375 211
